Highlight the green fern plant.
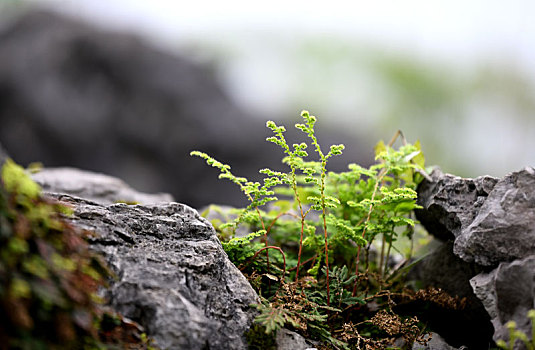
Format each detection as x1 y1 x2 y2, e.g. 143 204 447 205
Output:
192 110 430 348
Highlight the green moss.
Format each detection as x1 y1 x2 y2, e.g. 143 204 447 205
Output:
0 159 158 349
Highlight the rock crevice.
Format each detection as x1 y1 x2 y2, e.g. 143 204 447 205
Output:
417 167 535 348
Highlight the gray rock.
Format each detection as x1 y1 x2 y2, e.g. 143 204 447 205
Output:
416 168 498 241
455 167 535 266
409 240 480 299
470 255 535 348
32 167 174 205
50 193 259 349
417 167 535 266
276 328 317 350
405 241 493 348
412 332 463 350
0 142 8 166
0 9 271 208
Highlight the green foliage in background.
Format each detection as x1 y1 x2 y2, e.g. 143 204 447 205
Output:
0 159 157 349
192 110 445 349
496 310 535 350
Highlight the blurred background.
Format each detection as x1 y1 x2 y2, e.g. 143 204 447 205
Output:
0 0 534 207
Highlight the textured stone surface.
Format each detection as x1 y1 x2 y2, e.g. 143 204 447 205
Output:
417 167 535 347
50 193 258 349
276 329 317 350
412 333 461 350
32 167 174 205
417 167 535 266
416 168 498 241
470 255 535 347
455 167 535 266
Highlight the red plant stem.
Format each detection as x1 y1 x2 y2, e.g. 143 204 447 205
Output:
290 171 306 282
254 206 270 271
352 171 383 297
322 204 330 306
319 168 330 307
295 205 306 281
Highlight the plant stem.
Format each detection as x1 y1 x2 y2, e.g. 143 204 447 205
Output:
293 184 306 281
320 167 331 306
383 232 393 278
254 206 270 272
353 171 383 296
379 233 386 279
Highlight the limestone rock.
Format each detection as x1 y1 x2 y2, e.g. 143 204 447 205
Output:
276 329 317 350
50 193 259 349
417 167 535 266
406 241 493 348
32 167 174 205
409 240 480 299
416 168 498 241
412 332 463 350
454 167 535 266
470 255 535 347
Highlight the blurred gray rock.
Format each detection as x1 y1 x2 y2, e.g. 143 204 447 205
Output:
32 167 173 205
0 9 369 209
454 167 535 266
416 168 498 241
50 193 258 349
0 9 273 208
0 142 8 166
470 255 535 348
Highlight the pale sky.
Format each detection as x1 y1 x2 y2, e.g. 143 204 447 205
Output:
11 0 535 176
27 0 535 74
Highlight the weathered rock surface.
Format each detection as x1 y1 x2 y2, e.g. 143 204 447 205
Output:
49 193 258 349
32 167 174 205
276 328 317 350
417 167 535 348
416 168 498 241
470 255 535 347
412 332 462 350
455 167 535 266
417 167 535 266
